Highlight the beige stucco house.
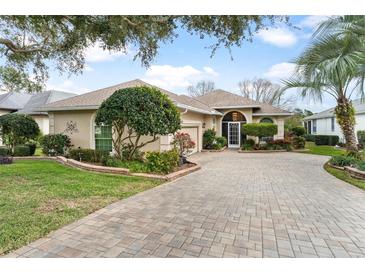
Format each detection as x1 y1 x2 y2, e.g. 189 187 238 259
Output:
41 79 292 153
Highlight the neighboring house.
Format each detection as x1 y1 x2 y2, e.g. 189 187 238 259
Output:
0 90 76 134
303 99 365 142
41 79 292 153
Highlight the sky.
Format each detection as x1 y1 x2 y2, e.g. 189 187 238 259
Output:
46 15 336 113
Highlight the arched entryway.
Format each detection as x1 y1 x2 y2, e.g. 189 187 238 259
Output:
222 111 247 148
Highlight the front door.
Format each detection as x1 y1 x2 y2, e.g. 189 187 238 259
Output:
228 122 240 148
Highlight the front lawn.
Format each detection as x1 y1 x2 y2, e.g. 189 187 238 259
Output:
324 164 365 191
302 141 346 156
0 160 161 255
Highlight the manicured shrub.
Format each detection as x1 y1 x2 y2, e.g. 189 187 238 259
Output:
0 146 10 156
329 155 358 167
40 134 71 156
215 136 227 147
266 139 292 151
26 143 37 156
13 145 31 156
314 135 339 146
303 134 315 142
242 123 278 140
121 143 144 161
69 148 109 163
241 139 255 150
357 130 365 146
292 136 306 149
146 149 179 174
203 129 216 149
291 126 305 136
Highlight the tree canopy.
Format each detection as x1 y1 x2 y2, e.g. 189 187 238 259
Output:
187 80 216 97
95 86 181 159
0 15 288 92
0 113 40 151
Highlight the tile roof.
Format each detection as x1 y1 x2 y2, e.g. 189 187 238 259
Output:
41 79 291 116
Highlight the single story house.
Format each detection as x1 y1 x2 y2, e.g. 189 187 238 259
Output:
303 99 365 142
0 90 75 134
41 79 292 153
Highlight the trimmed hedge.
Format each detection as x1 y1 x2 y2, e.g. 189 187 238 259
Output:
0 146 10 156
242 123 278 139
291 126 306 136
40 134 72 156
69 148 109 163
203 129 216 149
13 145 31 156
241 139 255 150
314 135 339 146
266 139 292 151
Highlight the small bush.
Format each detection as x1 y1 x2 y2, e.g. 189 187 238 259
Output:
292 136 306 149
215 136 227 147
356 161 365 171
69 148 109 163
40 134 71 156
291 126 306 136
357 130 365 146
303 134 315 142
121 143 144 161
329 155 358 167
203 129 216 149
146 149 179 174
13 145 31 156
241 139 255 150
314 135 339 146
0 146 10 156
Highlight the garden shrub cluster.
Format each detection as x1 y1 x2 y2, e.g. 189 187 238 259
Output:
266 139 292 151
0 146 10 156
146 149 179 174
291 126 306 137
292 136 306 149
69 148 109 163
203 129 227 150
40 134 72 156
329 155 359 167
357 130 365 147
13 145 31 156
241 139 255 150
314 135 339 146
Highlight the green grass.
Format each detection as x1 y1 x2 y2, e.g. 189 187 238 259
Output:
302 141 346 156
108 159 150 173
324 164 365 191
0 160 162 255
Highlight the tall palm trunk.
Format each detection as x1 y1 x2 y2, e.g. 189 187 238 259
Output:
335 96 358 152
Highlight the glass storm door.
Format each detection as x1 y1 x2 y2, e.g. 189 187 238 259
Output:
228 122 240 148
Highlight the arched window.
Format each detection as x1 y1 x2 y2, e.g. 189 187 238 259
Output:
260 117 274 123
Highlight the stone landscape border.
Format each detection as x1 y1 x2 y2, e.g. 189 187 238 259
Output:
326 162 365 180
201 146 227 152
238 149 288 153
13 156 201 181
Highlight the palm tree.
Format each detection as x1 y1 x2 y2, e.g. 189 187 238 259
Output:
284 16 365 152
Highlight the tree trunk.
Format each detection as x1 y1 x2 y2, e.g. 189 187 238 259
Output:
335 97 358 152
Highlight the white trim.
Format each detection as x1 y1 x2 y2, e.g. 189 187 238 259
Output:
252 113 293 116
228 122 240 148
176 103 222 115
89 112 96 149
212 105 261 109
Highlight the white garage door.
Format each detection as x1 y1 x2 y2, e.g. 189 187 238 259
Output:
180 126 199 154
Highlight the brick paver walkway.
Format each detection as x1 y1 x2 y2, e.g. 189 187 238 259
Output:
7 151 365 257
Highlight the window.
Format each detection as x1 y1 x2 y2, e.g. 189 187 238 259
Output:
95 124 112 152
313 119 317 133
260 117 274 123
331 117 335 132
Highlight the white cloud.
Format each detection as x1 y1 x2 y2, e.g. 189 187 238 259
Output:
84 43 131 63
257 27 297 47
264 62 297 80
300 16 329 29
84 64 94 72
142 65 219 90
47 80 91 94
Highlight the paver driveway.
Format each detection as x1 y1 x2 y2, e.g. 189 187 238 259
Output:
7 151 365 258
